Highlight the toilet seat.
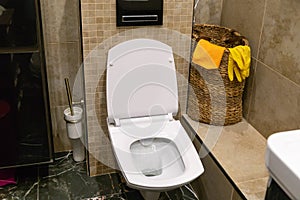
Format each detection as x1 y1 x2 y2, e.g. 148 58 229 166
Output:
107 115 204 191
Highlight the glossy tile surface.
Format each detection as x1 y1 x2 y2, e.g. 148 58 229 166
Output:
44 41 82 152
248 62 300 138
183 115 269 200
193 0 223 24
40 0 81 43
221 0 266 58
258 0 300 85
190 146 235 200
0 152 199 200
221 0 300 141
39 0 83 153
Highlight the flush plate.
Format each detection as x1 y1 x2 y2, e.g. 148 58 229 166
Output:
116 0 163 26
265 129 300 199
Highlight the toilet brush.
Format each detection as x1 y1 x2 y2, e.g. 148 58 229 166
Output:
64 77 85 162
64 78 74 116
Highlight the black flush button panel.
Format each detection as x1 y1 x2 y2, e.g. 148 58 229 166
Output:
116 0 163 26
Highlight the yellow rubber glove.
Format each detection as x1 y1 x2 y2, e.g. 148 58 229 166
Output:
228 53 235 81
228 54 243 82
228 45 251 82
234 65 242 82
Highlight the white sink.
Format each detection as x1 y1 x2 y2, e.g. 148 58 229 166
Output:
266 129 300 199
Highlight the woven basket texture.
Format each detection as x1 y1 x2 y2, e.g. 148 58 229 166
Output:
187 24 249 125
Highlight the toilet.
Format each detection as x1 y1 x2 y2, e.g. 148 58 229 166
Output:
106 39 204 200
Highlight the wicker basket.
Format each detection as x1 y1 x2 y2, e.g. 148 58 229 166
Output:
187 24 249 125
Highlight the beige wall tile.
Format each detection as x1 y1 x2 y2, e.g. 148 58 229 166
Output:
242 59 257 120
258 0 300 85
213 121 268 183
45 42 82 107
194 0 223 25
183 115 268 199
50 105 72 152
40 0 82 153
221 0 266 58
221 0 265 122
236 178 268 200
248 62 300 138
222 0 300 140
40 0 81 43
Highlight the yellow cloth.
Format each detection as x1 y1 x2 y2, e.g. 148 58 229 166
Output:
228 45 251 82
192 39 226 69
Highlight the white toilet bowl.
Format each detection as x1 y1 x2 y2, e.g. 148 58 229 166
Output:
106 39 204 199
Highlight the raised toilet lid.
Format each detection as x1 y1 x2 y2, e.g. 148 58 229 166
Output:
106 39 179 122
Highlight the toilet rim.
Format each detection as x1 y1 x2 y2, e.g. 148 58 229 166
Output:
108 120 196 159
122 147 203 191
107 120 204 190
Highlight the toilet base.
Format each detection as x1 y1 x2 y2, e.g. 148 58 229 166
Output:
139 190 160 200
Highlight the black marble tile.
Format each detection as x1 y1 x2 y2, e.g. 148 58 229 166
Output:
38 152 125 200
159 192 172 200
0 152 200 200
180 184 199 200
159 184 198 200
165 188 184 200
109 173 123 194
124 190 144 200
0 166 39 199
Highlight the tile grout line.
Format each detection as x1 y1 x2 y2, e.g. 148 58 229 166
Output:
256 0 268 60
37 167 40 200
236 176 270 185
246 0 268 121
255 58 300 88
246 56 260 120
23 180 39 199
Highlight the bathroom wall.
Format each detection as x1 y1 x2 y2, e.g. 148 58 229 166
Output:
221 0 300 138
39 0 82 152
188 1 300 198
193 0 223 25
80 0 194 176
193 0 300 138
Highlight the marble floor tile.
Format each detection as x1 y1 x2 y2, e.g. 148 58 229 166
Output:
0 166 39 199
0 151 199 200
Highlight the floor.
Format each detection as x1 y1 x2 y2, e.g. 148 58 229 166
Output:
0 152 199 200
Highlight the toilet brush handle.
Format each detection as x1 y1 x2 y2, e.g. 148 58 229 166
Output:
64 78 74 116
